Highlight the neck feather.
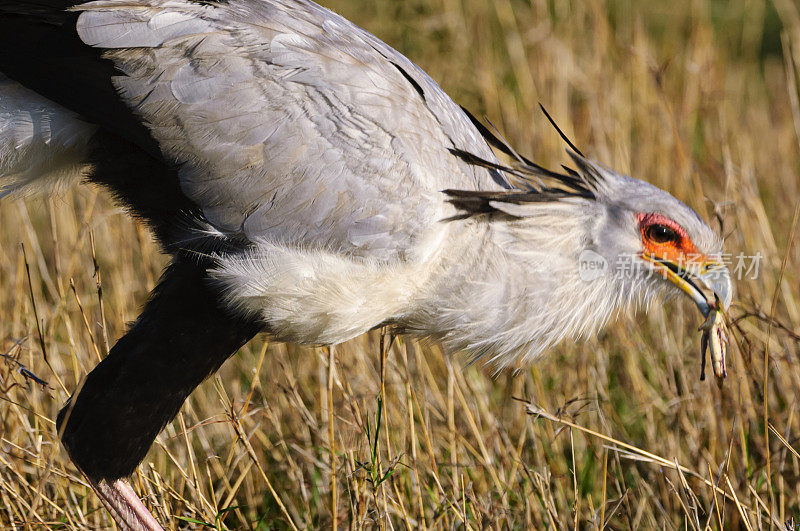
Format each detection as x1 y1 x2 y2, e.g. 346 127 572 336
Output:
406 207 648 369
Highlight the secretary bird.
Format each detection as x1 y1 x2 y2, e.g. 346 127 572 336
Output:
0 0 732 528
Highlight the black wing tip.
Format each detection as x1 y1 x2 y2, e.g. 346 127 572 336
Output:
392 61 426 101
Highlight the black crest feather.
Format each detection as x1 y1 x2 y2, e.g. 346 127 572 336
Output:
447 106 597 218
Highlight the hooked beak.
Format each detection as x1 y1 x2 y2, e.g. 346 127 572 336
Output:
642 253 733 317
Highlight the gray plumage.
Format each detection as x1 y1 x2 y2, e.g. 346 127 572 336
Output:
0 0 731 369
0 1 734 529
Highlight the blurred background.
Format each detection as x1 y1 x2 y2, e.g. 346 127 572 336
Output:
1 0 799 528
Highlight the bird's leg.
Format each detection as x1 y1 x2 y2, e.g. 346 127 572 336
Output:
86 475 163 531
56 260 261 528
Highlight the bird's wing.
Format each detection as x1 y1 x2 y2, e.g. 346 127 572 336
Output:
73 0 506 260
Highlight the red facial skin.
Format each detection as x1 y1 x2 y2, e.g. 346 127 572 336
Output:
637 212 707 267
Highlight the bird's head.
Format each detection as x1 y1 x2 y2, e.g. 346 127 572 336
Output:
575 152 732 318
445 146 733 373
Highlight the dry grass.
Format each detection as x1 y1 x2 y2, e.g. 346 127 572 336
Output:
2 0 800 528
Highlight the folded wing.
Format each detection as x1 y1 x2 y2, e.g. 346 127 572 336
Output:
74 0 505 260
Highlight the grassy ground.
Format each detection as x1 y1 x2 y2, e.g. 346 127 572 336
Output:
2 0 800 528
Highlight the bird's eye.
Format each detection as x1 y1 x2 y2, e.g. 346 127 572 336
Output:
645 224 680 245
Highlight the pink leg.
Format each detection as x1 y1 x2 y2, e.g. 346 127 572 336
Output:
88 476 164 531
